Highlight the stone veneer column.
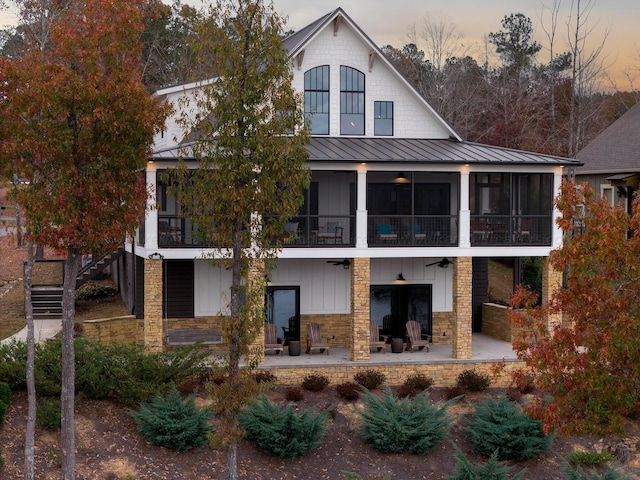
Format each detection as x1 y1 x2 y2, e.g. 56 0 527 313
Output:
247 259 266 366
143 258 164 352
452 257 472 359
542 256 563 331
350 257 370 362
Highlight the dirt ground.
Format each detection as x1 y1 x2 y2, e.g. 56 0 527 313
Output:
0 385 638 480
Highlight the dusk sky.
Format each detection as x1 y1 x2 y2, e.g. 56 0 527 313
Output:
0 0 637 90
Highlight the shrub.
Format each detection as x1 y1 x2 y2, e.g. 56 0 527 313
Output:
336 382 362 401
568 450 615 467
354 369 386 390
285 386 304 402
239 395 328 458
506 388 522 403
75 281 117 301
403 373 433 392
0 381 10 425
396 384 419 398
130 384 213 452
467 395 553 462
357 387 459 455
0 340 27 390
563 463 630 480
456 369 491 392
447 448 525 480
444 385 466 400
37 397 61 431
301 373 330 392
253 370 276 385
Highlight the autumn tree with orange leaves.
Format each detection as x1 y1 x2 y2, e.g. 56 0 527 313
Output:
509 179 640 436
0 1 168 478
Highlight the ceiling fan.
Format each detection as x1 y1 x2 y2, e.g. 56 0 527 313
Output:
425 258 452 269
327 259 351 269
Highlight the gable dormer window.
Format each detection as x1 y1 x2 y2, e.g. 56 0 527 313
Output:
304 66 329 135
340 66 365 135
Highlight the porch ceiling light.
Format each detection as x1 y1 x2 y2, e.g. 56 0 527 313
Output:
393 172 409 183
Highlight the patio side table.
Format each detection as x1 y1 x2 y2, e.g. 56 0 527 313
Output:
390 338 403 353
288 340 301 356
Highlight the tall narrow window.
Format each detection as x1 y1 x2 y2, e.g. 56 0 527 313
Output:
374 101 393 136
340 66 365 135
304 66 329 135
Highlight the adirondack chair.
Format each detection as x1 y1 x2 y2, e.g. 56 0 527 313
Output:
370 322 388 353
306 322 330 355
405 320 431 352
264 323 285 356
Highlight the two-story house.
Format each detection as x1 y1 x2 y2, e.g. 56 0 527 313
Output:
115 7 578 369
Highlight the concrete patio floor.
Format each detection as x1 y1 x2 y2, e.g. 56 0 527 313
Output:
260 333 518 367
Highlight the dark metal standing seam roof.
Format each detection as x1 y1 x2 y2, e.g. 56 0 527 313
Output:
306 137 581 166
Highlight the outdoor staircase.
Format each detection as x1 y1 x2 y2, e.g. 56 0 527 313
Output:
28 248 125 319
31 287 63 320
75 248 125 289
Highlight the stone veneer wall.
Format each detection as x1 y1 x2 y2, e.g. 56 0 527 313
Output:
542 257 563 331
481 303 512 342
300 314 351 349
432 311 454 344
350 257 370 361
143 258 163 352
452 257 472 359
262 359 523 387
83 315 143 345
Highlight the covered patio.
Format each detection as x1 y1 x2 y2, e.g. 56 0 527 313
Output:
255 334 522 387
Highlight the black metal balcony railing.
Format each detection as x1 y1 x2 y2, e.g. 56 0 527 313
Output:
368 215 458 247
470 215 552 246
154 214 551 248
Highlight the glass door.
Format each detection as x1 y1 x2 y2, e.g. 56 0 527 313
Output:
370 285 432 339
266 286 300 343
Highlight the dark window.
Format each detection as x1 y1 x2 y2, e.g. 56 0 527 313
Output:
304 66 329 135
370 285 432 339
374 101 393 136
340 66 365 135
163 260 194 318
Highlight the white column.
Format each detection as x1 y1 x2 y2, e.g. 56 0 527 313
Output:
356 167 368 248
146 164 159 250
459 167 471 248
552 166 563 249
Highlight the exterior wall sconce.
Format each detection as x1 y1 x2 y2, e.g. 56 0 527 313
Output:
148 252 164 259
393 172 409 183
396 273 406 282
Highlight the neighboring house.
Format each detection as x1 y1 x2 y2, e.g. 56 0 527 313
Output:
117 7 578 361
574 101 640 214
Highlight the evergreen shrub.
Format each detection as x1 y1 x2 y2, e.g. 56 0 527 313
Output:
568 450 615 467
75 281 117 300
447 448 525 480
0 381 10 425
467 395 553 461
336 382 362 401
0 340 27 390
301 373 330 392
353 369 386 390
239 395 328 458
357 387 458 455
130 384 213 452
456 369 491 391
563 463 630 480
37 397 61 431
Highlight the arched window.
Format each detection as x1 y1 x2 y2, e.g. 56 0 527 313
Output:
304 66 329 134
340 66 365 135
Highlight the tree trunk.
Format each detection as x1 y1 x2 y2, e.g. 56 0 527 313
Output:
226 443 238 480
23 240 36 480
60 251 81 480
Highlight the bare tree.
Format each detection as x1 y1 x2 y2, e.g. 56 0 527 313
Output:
566 0 609 157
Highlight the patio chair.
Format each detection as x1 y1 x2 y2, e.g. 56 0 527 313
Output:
264 323 285 355
370 322 388 353
405 320 431 352
306 322 330 355
376 223 397 242
281 315 298 344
